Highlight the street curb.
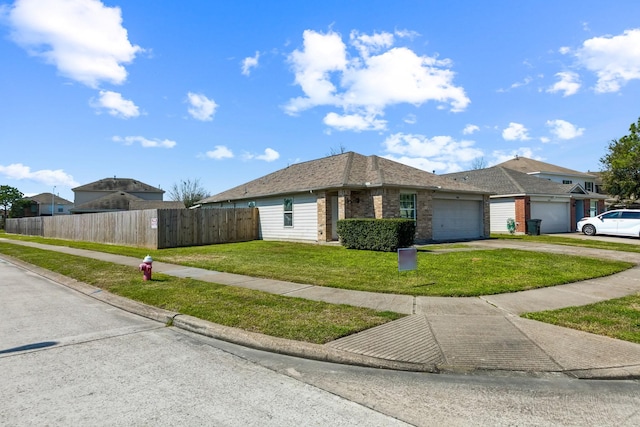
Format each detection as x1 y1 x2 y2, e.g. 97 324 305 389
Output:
1 254 436 373
3 253 640 379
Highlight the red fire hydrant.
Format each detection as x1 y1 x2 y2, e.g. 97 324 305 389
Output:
139 255 153 281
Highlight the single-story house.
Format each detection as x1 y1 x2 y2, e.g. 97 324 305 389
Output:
197 152 492 243
444 166 607 234
71 177 182 214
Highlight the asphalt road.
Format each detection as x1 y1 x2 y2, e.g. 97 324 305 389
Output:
2 257 639 426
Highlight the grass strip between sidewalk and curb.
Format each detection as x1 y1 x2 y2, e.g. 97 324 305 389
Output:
0 242 403 344
522 296 640 344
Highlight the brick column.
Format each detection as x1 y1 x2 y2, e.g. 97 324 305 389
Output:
514 196 530 233
316 191 331 242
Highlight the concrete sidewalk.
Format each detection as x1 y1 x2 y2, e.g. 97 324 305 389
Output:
2 237 640 379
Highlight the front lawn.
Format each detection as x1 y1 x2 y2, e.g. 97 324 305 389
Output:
523 295 640 344
0 233 633 297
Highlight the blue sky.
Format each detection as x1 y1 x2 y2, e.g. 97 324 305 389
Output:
2 0 640 202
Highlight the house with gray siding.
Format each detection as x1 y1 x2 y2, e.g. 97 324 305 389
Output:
197 152 492 243
71 177 181 213
20 193 74 216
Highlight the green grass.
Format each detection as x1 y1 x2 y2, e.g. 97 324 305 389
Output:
0 232 633 296
523 295 640 344
491 233 640 253
0 242 402 344
2 232 639 344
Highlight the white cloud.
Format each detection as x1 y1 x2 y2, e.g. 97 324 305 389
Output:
203 145 234 160
187 92 217 121
547 71 581 96
0 163 79 187
244 148 280 162
4 0 141 88
490 148 539 165
91 90 139 118
403 114 417 124
546 119 585 140
241 51 260 76
382 132 483 173
502 122 530 141
382 154 454 174
497 76 533 93
462 124 479 135
349 30 395 58
559 46 571 55
323 112 386 132
113 135 176 148
575 28 640 93
285 29 469 131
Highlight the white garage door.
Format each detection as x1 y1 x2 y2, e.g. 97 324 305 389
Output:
490 198 515 232
530 201 570 233
432 199 483 241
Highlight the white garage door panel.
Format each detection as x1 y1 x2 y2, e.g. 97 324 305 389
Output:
432 199 482 240
530 202 570 233
490 199 515 232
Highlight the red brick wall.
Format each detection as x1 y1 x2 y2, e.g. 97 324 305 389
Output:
514 196 530 233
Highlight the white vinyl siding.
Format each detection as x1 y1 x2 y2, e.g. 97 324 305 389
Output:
256 194 318 241
432 197 483 241
490 198 516 232
530 199 570 233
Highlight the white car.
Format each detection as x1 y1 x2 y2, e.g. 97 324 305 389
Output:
577 209 640 238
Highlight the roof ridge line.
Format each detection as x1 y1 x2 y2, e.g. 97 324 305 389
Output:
370 155 384 184
341 152 354 186
499 167 526 193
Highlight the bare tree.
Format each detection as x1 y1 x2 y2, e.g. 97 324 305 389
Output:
471 157 487 170
169 178 210 208
328 144 348 156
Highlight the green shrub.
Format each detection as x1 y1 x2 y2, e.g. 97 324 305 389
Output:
337 218 415 252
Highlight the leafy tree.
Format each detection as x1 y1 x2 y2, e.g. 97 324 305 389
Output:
169 178 210 208
0 185 23 218
600 117 640 205
9 198 34 218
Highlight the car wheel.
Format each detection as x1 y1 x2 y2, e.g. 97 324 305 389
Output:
582 224 596 236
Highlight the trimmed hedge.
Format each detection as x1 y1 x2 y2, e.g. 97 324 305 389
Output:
337 218 416 252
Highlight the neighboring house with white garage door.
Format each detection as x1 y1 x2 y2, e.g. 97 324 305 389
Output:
197 152 492 243
496 156 605 217
444 166 607 234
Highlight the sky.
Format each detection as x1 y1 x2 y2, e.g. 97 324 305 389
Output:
1 0 640 202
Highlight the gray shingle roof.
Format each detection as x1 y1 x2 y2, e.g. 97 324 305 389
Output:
72 177 164 193
200 152 489 203
443 166 601 196
71 192 143 212
26 192 72 205
496 156 596 178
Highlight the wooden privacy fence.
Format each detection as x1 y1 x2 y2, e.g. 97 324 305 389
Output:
5 208 259 249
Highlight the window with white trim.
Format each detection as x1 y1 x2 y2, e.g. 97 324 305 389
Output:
283 198 293 227
584 182 594 192
400 193 416 220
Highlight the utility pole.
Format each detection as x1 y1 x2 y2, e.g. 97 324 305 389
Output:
51 186 56 216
